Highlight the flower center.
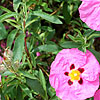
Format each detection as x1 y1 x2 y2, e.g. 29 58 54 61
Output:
69 70 81 81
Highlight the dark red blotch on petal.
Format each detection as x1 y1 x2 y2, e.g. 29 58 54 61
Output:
78 68 84 73
70 64 75 70
68 79 73 86
64 72 69 76
78 78 83 85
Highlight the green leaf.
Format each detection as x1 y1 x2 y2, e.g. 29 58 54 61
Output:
63 2 71 24
49 95 61 100
36 44 58 52
3 85 17 99
13 0 21 12
0 6 12 13
2 71 12 76
33 11 62 24
19 70 35 79
20 84 33 98
26 78 45 99
37 61 48 66
13 34 25 62
0 12 17 22
48 86 56 97
4 85 16 94
0 22 7 40
74 28 83 38
5 19 21 29
88 48 100 63
26 0 36 8
25 17 39 28
7 29 17 49
16 86 23 100
1 93 6 100
87 31 100 40
59 41 81 48
68 34 83 42
83 29 95 37
39 69 48 99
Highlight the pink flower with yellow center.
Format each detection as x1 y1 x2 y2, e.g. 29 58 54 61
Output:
49 48 100 100
79 0 100 31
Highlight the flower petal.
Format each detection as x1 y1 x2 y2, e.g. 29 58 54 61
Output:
94 89 100 100
79 1 100 31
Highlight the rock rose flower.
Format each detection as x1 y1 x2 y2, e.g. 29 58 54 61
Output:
79 0 100 31
49 48 100 100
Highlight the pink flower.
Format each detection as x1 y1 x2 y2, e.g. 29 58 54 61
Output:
36 52 41 57
79 0 100 31
0 75 1 82
94 89 100 100
0 56 3 64
49 48 100 100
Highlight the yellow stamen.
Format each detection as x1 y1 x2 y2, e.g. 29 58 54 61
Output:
69 70 81 81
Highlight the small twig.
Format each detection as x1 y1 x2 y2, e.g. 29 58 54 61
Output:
50 2 63 15
37 64 49 77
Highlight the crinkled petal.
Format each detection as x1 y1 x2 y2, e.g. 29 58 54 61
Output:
81 50 100 81
79 1 100 31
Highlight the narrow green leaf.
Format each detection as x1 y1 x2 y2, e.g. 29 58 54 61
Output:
13 0 21 12
87 32 100 40
4 85 16 94
39 69 46 91
33 11 62 24
0 22 7 40
13 34 25 62
5 19 21 29
36 44 58 52
83 29 95 37
26 78 45 99
20 70 36 79
39 69 48 99
25 17 39 28
63 2 71 24
1 93 6 100
16 86 23 100
20 84 33 98
59 41 81 48
0 6 12 13
7 29 17 49
68 34 83 42
0 12 17 22
74 28 83 37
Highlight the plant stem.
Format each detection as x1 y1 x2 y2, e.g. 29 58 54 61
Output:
37 64 49 77
50 2 64 15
